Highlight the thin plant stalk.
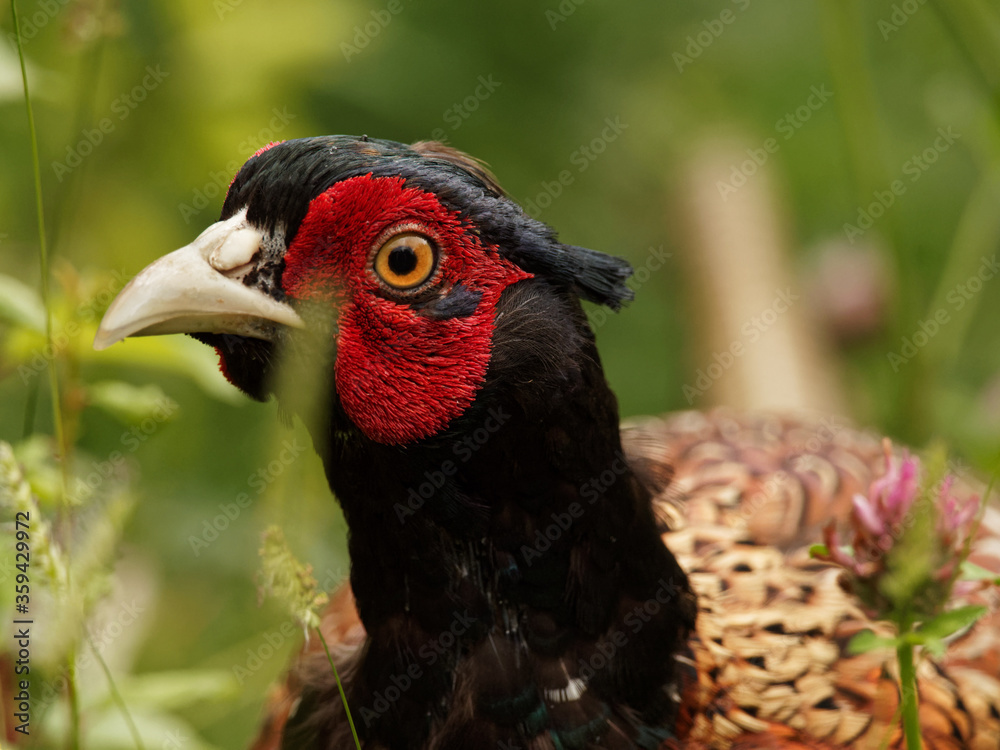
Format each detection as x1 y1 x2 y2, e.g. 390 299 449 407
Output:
10 0 68 479
11 1 76 745
317 628 362 750
896 638 922 750
87 632 146 750
65 654 81 750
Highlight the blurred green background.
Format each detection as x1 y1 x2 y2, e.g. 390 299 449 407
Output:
1 0 999 747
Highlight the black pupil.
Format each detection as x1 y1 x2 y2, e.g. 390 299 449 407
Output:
388 245 419 276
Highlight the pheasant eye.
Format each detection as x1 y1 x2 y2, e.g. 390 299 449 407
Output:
373 233 437 290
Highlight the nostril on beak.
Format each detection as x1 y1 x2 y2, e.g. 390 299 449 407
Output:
208 227 263 275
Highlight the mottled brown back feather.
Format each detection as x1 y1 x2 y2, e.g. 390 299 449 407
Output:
625 410 1000 750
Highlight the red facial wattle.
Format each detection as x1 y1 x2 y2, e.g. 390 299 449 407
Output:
281 174 530 445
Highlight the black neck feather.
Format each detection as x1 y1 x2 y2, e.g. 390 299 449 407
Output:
283 279 695 749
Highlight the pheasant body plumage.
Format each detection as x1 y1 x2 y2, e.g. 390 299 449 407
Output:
633 411 1000 749
251 410 1000 750
94 137 1000 750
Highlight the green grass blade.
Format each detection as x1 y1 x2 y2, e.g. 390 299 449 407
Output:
10 0 67 473
929 0 1000 118
317 628 363 750
87 632 147 750
920 163 1000 370
11 1 79 746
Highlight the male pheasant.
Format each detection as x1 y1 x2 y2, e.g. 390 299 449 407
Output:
94 137 1000 749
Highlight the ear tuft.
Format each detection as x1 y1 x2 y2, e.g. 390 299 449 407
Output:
559 244 634 311
506 240 634 311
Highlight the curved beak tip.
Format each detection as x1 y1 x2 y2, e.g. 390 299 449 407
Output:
92 328 120 351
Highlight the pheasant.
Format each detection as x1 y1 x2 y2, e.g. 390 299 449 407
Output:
94 136 1000 749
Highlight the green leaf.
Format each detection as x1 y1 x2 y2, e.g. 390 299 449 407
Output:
917 605 987 640
921 635 948 658
808 544 829 558
848 629 900 654
87 381 178 425
46 704 223 750
960 560 1000 583
13 434 66 507
93 336 244 404
0 272 45 332
118 669 240 710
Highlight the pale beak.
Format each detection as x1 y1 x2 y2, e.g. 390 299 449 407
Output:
94 210 304 350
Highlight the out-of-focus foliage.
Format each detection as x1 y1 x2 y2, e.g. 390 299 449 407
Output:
1 0 999 746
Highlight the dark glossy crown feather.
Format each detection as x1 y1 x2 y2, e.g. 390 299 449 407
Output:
223 136 635 310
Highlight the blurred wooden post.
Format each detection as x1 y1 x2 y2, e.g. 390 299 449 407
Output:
676 138 846 416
